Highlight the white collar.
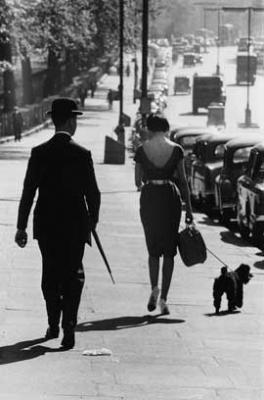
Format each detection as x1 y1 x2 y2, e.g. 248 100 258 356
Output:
55 131 72 137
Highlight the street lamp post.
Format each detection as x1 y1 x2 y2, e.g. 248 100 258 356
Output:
140 0 150 127
132 6 139 104
223 6 264 128
119 0 124 127
114 0 126 143
205 7 221 75
195 2 219 54
203 10 208 54
245 8 252 126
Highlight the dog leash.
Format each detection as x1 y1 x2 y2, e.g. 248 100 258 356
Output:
182 222 229 268
204 246 228 268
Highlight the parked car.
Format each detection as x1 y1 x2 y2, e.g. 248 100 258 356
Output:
189 132 239 211
214 133 264 222
236 141 264 244
171 126 217 155
192 75 226 115
171 127 218 187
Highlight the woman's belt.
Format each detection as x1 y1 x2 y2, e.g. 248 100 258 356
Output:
145 179 172 185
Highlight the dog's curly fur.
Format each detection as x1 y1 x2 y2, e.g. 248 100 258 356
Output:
213 264 253 314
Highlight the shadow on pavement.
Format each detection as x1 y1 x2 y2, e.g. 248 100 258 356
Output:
0 149 30 160
179 111 208 116
254 260 264 270
76 315 185 331
219 230 252 248
197 215 220 227
0 337 65 365
205 310 241 317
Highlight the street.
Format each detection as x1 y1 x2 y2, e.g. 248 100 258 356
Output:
165 46 264 130
0 46 264 400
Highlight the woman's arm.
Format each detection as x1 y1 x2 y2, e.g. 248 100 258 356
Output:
135 162 143 191
174 158 193 222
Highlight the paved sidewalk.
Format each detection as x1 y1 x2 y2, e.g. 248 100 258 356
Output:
0 68 264 400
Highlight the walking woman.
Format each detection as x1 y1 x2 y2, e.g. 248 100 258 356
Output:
134 114 193 315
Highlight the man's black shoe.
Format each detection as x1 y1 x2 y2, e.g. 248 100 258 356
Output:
45 326 60 340
61 330 75 350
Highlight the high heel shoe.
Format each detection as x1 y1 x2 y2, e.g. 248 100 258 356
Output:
147 287 160 311
159 298 170 315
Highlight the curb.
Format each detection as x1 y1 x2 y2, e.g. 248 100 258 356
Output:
0 119 52 145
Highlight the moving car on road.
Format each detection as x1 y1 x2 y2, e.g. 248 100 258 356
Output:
173 76 191 95
236 52 257 85
236 141 264 245
183 53 196 67
192 75 226 115
214 134 264 223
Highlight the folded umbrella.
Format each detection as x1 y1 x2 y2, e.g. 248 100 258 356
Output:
92 229 115 284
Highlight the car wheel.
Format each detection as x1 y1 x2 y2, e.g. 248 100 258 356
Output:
252 224 264 247
221 209 234 225
238 222 250 240
193 105 198 115
191 193 202 209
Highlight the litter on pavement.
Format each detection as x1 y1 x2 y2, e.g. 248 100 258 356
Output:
82 348 113 356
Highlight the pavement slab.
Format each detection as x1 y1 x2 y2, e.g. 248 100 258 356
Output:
0 60 264 399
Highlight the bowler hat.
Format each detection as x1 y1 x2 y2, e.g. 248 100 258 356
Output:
47 98 83 117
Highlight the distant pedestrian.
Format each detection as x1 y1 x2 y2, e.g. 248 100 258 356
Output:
134 114 193 315
125 63 130 77
89 80 97 98
78 85 88 108
15 97 101 350
107 89 113 110
13 108 23 142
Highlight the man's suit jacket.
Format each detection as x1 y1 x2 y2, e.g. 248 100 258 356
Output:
17 133 101 243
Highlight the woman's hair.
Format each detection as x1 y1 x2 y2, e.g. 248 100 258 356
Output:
146 114 170 133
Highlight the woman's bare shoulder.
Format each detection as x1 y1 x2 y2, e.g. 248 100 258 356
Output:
166 138 183 150
166 138 177 146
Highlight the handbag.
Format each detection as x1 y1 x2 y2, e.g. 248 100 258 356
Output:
178 224 207 267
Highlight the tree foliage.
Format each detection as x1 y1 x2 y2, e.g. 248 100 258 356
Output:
149 0 199 38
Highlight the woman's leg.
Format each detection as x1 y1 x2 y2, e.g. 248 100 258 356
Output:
160 257 174 302
148 255 160 289
147 255 160 311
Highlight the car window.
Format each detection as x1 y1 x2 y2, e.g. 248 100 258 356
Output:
247 152 257 178
257 157 264 179
214 144 225 159
233 147 252 164
182 136 197 148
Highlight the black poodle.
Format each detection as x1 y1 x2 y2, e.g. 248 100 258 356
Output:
213 264 253 314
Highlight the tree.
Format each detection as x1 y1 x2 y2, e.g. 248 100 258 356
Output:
28 0 95 96
148 0 199 39
11 0 37 104
0 0 16 112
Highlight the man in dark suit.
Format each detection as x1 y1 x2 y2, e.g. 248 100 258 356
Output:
15 98 101 349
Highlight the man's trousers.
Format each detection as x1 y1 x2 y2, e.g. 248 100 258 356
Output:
38 236 85 330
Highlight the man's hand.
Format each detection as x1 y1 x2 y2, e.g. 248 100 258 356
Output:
15 229 28 248
185 211 193 225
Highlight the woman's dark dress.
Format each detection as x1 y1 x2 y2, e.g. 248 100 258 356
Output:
134 144 183 257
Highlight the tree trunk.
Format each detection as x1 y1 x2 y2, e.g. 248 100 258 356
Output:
21 56 34 104
3 69 16 112
0 31 16 112
43 49 61 97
